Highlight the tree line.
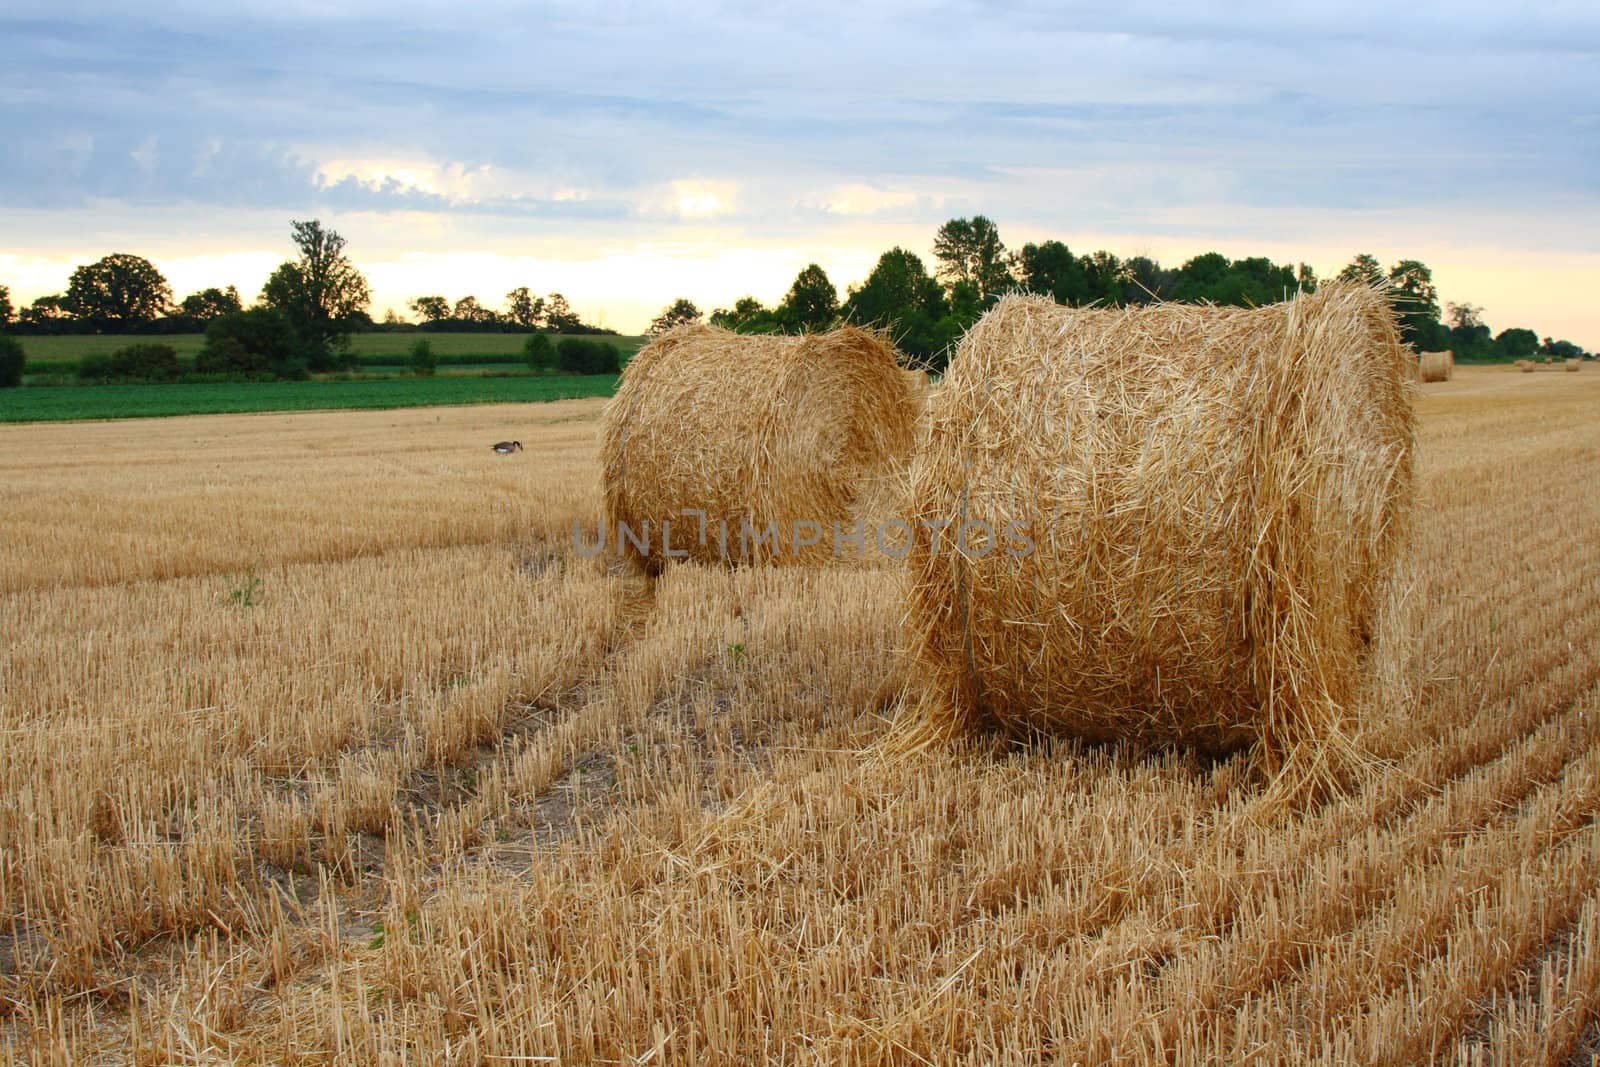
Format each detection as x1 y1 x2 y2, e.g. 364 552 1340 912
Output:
642 217 1594 370
0 214 1591 390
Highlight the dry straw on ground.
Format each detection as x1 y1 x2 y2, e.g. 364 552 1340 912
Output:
1420 350 1455 382
601 324 920 571
896 283 1418 780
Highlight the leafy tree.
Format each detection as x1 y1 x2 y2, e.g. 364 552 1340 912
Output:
1387 259 1440 346
179 285 243 323
1297 263 1318 293
261 219 371 371
108 342 181 382
20 295 73 330
778 264 839 332
709 296 782 334
648 298 702 337
1079 250 1124 305
406 338 438 376
203 308 305 379
1541 337 1584 360
65 254 172 330
409 295 450 323
931 216 1012 300
1015 240 1083 304
523 333 557 371
1495 328 1539 358
1119 256 1178 305
451 295 497 324
842 247 950 363
505 287 545 329
1447 303 1485 332
1337 253 1385 287
543 293 584 333
0 284 12 328
0 335 23 387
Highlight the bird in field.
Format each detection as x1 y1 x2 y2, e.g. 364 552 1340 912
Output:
492 441 523 454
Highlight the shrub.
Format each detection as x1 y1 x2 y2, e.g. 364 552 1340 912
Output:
523 332 557 372
557 337 621 375
0 335 24 388
77 353 114 383
109 343 181 383
206 308 304 379
406 339 438 377
195 336 270 378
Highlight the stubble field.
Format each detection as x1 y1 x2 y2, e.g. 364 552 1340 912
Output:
2 365 1598 1064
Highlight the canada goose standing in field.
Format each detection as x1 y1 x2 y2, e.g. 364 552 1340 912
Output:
492 440 523 454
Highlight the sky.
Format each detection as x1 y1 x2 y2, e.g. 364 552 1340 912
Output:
2 1 1597 343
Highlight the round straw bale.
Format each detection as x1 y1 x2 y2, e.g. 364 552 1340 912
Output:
897 283 1417 767
1566 358 1582 372
1517 359 1536 373
1419 350 1454 382
601 324 920 572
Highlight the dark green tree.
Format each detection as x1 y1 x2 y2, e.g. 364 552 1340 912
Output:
406 338 438 376
203 307 306 379
409 295 450 323
65 254 172 330
261 220 371 370
505 287 545 329
1015 240 1083 304
179 286 243 323
543 293 584 333
556 338 620 374
1495 328 1539 358
0 284 12 328
931 216 1012 300
1387 259 1440 346
709 296 782 334
0 335 23 387
1337 253 1386 286
19 295 74 330
842 248 949 363
523 333 557 371
451 295 496 324
778 264 839 332
108 342 181 382
1079 250 1124 305
1120 256 1178 305
647 298 702 336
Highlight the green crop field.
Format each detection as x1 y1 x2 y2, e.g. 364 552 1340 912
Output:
0 374 619 423
13 331 646 369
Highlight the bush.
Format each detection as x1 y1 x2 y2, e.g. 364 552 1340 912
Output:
205 308 304 380
77 353 114 383
406 339 438 376
109 343 181 383
523 332 557 372
195 337 270 378
556 337 621 375
0 335 25 388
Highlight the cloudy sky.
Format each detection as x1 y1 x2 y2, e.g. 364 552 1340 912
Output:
2 1 1597 341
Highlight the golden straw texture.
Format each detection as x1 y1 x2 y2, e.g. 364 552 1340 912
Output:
601 325 920 571
896 283 1418 772
1420 350 1455 382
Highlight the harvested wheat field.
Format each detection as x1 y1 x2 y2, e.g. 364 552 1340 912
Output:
3 365 1600 1065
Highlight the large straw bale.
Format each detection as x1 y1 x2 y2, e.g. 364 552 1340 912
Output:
601 325 920 572
1419 350 1454 382
897 283 1417 771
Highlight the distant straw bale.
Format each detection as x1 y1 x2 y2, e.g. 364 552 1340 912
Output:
601 325 920 572
895 283 1417 774
1517 360 1536 373
1419 350 1454 382
1566 358 1582 372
